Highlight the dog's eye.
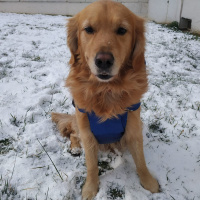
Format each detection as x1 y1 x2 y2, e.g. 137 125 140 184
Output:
117 27 127 35
84 26 94 34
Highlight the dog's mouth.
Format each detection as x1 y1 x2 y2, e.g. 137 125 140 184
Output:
96 73 113 81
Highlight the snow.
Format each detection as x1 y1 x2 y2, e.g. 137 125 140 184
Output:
0 13 200 200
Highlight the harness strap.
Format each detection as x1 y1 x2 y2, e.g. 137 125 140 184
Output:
72 100 141 113
127 102 141 111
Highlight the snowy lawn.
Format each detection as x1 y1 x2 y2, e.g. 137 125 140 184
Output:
0 13 200 200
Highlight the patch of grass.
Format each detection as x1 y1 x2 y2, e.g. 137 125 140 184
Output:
149 121 165 134
32 41 37 46
32 41 40 49
10 114 21 127
107 183 125 200
22 53 43 62
184 31 200 41
40 95 54 117
34 26 51 31
9 28 16 35
166 21 179 30
148 121 171 143
22 52 33 59
160 21 200 40
2 53 8 57
191 64 197 69
0 178 18 198
161 21 180 32
32 56 41 62
75 176 86 189
10 108 32 132
0 68 7 79
190 33 200 41
192 102 200 111
50 23 64 28
0 138 13 154
98 161 113 176
21 107 32 132
0 60 13 70
58 96 68 107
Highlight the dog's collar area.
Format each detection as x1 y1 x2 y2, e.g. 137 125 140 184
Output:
72 100 141 144
72 100 140 113
126 102 141 112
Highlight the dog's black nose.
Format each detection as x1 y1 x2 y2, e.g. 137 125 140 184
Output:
95 52 114 69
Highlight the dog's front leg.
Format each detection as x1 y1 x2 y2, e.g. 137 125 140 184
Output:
125 108 159 193
76 108 99 200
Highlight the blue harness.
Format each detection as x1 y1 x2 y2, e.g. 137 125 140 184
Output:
75 102 141 144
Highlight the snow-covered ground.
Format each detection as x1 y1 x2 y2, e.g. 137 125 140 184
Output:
0 13 200 200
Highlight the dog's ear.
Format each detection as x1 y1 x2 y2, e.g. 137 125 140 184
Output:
67 16 78 64
132 15 145 71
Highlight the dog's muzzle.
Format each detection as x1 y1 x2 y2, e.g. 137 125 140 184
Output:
95 52 114 80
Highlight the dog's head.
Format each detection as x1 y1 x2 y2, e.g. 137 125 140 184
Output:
67 0 145 82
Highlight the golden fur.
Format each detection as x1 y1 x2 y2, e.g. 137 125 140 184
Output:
66 0 147 120
52 0 159 199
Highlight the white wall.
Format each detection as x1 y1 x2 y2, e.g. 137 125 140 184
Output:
0 0 149 18
148 0 182 23
166 0 182 23
148 0 200 33
182 0 200 33
148 0 168 22
0 1 90 16
120 0 149 17
1 0 199 32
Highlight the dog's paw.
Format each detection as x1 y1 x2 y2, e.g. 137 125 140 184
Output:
82 181 99 200
141 175 159 193
68 147 82 157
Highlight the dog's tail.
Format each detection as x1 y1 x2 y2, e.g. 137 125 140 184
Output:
52 112 81 154
51 112 78 137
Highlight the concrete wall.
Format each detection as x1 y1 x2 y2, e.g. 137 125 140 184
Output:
148 0 182 23
148 0 200 33
0 0 149 18
181 0 200 33
1 0 199 32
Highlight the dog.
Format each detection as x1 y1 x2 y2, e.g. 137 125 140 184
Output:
52 0 159 199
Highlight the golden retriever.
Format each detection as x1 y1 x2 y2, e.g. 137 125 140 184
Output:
52 0 159 199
